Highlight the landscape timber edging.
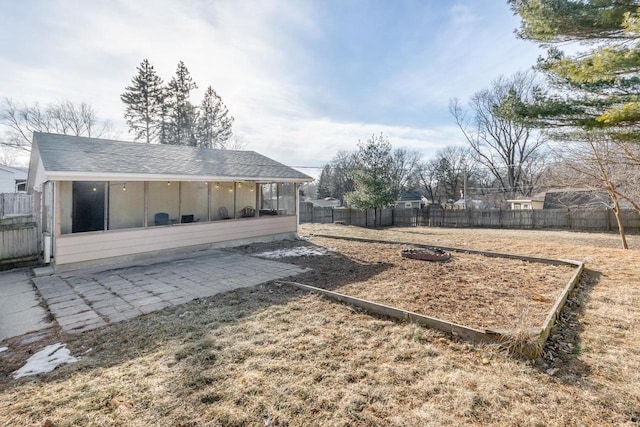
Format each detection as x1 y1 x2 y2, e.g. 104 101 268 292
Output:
311 234 580 267
537 259 585 347
278 281 503 344
302 233 585 358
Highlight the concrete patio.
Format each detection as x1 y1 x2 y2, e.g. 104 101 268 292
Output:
30 249 310 334
0 269 53 342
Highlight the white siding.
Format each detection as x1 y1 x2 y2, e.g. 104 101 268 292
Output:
0 167 27 193
54 215 297 266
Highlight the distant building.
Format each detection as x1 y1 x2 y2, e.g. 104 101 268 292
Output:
507 193 545 210
395 191 423 209
0 165 28 193
306 197 342 208
452 198 489 210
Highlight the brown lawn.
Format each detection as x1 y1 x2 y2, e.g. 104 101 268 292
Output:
0 224 638 426
264 237 577 331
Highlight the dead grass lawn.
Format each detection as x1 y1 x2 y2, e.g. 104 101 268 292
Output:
0 224 638 426
282 237 575 331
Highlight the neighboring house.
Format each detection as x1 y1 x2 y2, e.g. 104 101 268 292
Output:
452 198 489 210
507 193 545 210
27 133 312 269
306 197 341 208
395 191 423 209
0 165 28 193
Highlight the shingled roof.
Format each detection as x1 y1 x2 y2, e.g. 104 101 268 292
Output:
31 133 312 182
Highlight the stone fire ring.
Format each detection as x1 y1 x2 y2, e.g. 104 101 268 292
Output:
401 248 451 262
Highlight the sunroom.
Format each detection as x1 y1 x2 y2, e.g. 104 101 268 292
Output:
27 133 312 269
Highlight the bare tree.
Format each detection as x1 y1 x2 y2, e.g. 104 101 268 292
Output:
450 71 547 199
418 146 473 204
0 146 19 166
228 134 249 150
330 150 356 204
0 98 113 151
417 158 441 204
552 132 637 249
389 148 422 198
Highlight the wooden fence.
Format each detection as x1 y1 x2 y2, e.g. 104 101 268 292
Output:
299 202 640 232
299 203 393 227
0 193 38 268
0 215 39 267
0 193 33 217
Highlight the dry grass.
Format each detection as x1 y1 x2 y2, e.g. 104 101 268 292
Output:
0 224 639 426
286 237 575 331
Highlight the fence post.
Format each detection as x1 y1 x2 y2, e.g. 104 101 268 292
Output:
532 209 536 229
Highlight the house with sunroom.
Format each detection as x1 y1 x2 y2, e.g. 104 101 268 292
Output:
27 133 312 270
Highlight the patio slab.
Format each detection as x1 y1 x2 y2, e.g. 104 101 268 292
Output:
0 269 53 341
32 249 310 334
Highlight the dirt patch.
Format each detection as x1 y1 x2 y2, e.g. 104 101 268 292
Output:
238 237 575 331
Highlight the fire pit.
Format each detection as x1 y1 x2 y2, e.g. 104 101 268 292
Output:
401 248 451 262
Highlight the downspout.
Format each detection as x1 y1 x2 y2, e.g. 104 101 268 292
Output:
295 183 300 235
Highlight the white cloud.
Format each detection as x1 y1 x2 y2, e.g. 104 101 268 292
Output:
0 1 526 170
235 112 462 173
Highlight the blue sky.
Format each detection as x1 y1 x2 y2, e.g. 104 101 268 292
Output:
0 0 543 170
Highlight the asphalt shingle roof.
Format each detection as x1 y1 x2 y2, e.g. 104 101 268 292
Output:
34 133 312 181
398 191 422 201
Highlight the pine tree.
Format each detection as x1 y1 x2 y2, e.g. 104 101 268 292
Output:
165 61 198 146
316 164 332 199
346 133 396 224
511 0 640 248
510 0 640 134
196 86 234 149
120 59 165 144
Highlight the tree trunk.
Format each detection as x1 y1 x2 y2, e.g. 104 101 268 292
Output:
610 194 629 249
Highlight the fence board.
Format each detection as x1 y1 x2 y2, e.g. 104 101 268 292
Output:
0 193 33 217
0 215 38 261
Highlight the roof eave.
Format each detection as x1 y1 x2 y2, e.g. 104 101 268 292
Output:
45 171 313 183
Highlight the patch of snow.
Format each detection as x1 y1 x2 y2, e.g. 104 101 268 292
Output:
0 346 8 353
253 247 332 259
12 343 78 379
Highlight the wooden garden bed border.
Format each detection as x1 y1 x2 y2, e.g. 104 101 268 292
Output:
287 234 585 358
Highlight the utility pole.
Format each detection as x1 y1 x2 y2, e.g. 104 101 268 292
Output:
463 165 467 210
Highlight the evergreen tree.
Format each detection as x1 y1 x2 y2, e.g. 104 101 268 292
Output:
196 86 234 149
512 0 640 247
165 61 198 146
346 133 396 225
510 0 640 135
316 164 332 199
120 59 165 144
